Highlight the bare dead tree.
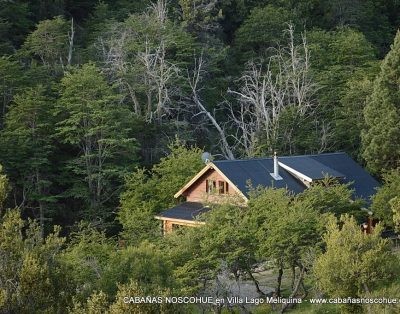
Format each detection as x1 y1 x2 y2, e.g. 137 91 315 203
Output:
67 18 74 66
227 24 321 157
186 54 235 160
138 39 179 122
151 0 168 24
94 0 178 122
95 23 142 115
317 120 335 153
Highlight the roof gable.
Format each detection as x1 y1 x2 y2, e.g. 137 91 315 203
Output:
174 162 247 201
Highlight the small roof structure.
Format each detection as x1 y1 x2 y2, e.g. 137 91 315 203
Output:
155 202 210 222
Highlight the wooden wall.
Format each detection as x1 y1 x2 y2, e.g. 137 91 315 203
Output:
183 168 234 202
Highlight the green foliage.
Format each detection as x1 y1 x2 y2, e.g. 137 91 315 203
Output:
118 138 203 244
165 199 260 298
232 5 294 64
152 139 204 204
71 279 184 314
0 0 31 54
61 222 114 300
256 190 324 267
0 86 56 229
371 169 400 227
165 226 206 294
308 28 377 109
364 283 400 314
335 75 376 158
0 209 73 313
314 0 397 56
362 31 400 175
56 63 138 219
179 0 221 38
23 16 69 67
298 178 364 218
314 215 399 312
69 290 110 314
109 279 184 314
169 187 326 298
100 241 175 297
0 2 399 311
0 57 25 127
0 164 8 212
118 168 160 243
391 197 400 233
63 224 176 306
248 187 325 299
95 7 196 121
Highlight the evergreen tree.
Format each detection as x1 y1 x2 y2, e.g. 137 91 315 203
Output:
362 31 400 175
371 169 400 226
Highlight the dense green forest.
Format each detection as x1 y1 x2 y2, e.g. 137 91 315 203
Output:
1 0 400 313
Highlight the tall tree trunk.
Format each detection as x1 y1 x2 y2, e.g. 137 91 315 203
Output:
247 269 269 297
275 264 284 297
363 283 372 314
193 94 235 160
280 266 305 313
67 18 74 66
291 265 296 291
36 169 45 239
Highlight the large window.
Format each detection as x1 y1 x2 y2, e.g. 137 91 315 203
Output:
206 179 216 193
207 179 229 194
218 181 229 194
219 181 225 194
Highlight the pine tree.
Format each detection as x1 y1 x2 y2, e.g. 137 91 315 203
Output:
362 31 400 175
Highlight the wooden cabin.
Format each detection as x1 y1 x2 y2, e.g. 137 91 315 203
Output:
155 152 380 234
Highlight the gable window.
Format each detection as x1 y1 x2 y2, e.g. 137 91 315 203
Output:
206 180 216 193
218 181 229 194
218 181 225 194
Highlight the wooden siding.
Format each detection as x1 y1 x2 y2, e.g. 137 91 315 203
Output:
161 219 205 234
184 168 235 202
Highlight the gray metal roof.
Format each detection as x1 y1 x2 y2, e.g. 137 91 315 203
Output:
307 153 380 201
278 155 345 180
156 202 210 221
214 158 306 195
213 152 380 202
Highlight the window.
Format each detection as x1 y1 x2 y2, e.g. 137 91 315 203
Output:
218 181 225 194
206 180 216 193
218 181 229 194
